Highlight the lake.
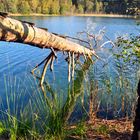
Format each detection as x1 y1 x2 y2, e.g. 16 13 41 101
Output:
0 16 139 120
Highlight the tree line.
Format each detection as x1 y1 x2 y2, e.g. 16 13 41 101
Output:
0 0 139 15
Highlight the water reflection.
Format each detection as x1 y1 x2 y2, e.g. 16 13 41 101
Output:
39 60 91 125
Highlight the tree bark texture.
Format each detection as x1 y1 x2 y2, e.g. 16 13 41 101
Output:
132 80 140 140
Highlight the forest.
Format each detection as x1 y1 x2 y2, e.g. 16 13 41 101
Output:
0 0 139 15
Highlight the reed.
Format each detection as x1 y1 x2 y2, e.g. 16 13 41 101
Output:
0 26 139 139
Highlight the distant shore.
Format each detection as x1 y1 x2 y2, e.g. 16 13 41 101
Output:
9 13 137 18
75 13 136 18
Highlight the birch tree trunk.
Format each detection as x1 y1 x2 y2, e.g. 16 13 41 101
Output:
0 15 97 58
0 14 98 85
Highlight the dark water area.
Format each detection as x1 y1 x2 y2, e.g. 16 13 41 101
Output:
0 16 139 120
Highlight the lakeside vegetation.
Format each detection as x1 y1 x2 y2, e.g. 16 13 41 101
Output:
0 20 139 139
0 2 140 139
0 0 140 15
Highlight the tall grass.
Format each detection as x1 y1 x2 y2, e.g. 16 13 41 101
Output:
0 59 92 140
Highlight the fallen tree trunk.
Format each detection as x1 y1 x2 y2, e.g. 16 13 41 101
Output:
0 15 97 58
0 13 98 85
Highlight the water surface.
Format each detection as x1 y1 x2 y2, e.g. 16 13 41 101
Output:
0 16 139 119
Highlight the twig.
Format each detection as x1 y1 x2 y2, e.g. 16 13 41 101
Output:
66 36 90 46
72 52 75 79
53 32 91 47
78 31 95 39
40 52 53 85
78 31 95 48
68 52 71 82
83 54 87 61
100 41 115 48
50 47 57 58
31 56 50 74
50 55 55 71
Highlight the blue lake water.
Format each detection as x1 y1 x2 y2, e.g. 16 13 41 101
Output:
0 16 139 119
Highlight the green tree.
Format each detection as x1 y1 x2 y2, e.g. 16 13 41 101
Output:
17 0 31 14
77 4 84 13
49 0 60 14
99 2 103 13
28 0 39 13
115 35 140 64
60 0 72 14
94 0 100 13
41 0 50 14
86 0 94 13
9 0 18 13
0 0 139 15
0 0 5 12
126 0 140 15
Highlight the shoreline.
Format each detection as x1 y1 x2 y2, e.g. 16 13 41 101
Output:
9 13 136 18
74 13 136 18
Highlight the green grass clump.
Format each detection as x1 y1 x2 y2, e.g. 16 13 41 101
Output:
96 124 109 136
0 60 91 140
66 121 87 139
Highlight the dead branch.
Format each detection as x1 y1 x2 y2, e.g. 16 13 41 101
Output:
72 52 75 79
68 52 72 82
40 52 54 85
